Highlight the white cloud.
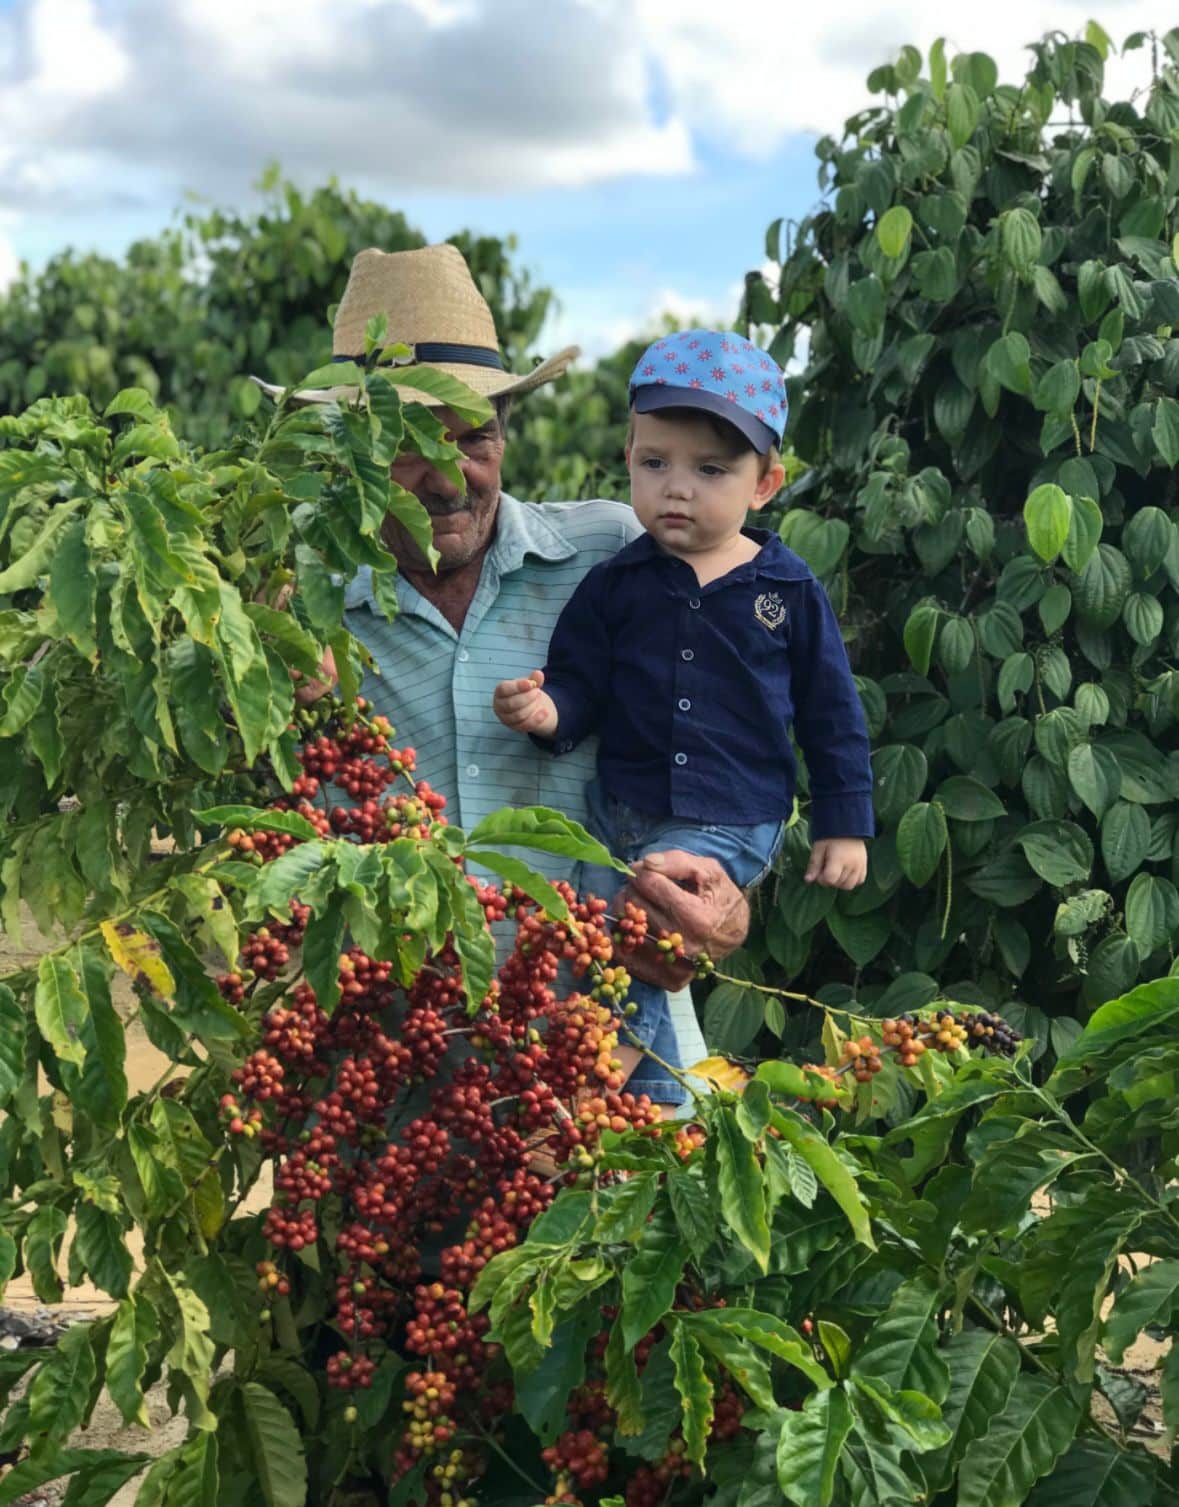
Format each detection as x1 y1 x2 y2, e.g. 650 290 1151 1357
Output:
0 0 1172 299
633 0 1166 144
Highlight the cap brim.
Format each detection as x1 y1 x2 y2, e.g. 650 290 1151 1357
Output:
251 345 580 408
632 383 779 454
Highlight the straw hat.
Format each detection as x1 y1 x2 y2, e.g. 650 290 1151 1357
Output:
251 242 579 407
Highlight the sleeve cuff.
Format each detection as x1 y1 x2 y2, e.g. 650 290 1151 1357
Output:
528 731 578 757
530 682 596 755
809 792 876 841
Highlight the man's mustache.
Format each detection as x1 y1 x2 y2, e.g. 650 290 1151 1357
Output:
418 492 474 517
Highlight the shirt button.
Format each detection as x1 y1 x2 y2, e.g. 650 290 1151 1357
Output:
674 752 688 766
458 648 470 663
681 648 694 661
466 764 479 778
689 597 701 609
678 697 691 711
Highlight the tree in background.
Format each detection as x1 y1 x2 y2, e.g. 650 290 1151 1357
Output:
0 167 552 451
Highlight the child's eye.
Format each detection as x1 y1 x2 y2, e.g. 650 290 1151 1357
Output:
641 457 666 470
700 464 727 477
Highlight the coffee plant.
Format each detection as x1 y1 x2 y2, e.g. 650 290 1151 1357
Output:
713 26 1179 1070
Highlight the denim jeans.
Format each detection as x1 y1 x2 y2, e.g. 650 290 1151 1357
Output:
575 779 785 1105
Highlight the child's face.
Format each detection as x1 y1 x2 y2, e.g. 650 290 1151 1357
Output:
627 410 777 557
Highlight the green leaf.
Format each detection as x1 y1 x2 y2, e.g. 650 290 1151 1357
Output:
27 1322 96 1451
239 1382 308 1507
852 1273 949 1402
1002 207 1042 272
947 82 979 148
714 1106 770 1271
956 1375 1081 1507
1038 583 1072 635
0 1450 150 1507
876 205 914 258
961 1133 1093 1232
462 849 569 920
666 1166 716 1260
1153 396 1179 467
1014 820 1093 886
1123 591 1163 645
48 519 97 660
1062 495 1103 574
776 1385 853 1507
925 1331 1021 1491
986 331 1032 396
106 1294 159 1428
0 500 82 593
997 652 1034 712
595 1172 661 1244
73 1202 131 1298
1024 485 1073 564
1103 1259 1179 1363
848 1373 952 1450
903 601 939 674
896 802 948 886
1035 360 1081 414
770 1108 874 1250
162 1267 217 1430
378 363 492 427
194 805 321 840
1101 801 1151 883
669 1322 713 1466
1123 505 1174 576
620 1198 689 1349
1125 873 1179 955
872 744 929 825
465 805 625 870
1067 743 1122 819
685 1308 832 1390
605 1313 644 1435
24 1204 67 1303
34 954 89 1067
0 983 26 1107
1025 1437 1157 1507
1072 545 1132 628
935 777 1005 822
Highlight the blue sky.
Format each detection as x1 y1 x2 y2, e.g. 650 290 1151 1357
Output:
0 0 1169 360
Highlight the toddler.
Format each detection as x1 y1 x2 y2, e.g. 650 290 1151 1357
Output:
493 329 874 1104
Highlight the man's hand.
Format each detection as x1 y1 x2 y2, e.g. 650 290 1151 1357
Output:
255 581 338 705
291 646 338 705
493 671 559 738
620 850 750 992
804 837 868 889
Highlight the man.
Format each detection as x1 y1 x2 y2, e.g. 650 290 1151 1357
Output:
255 243 752 1103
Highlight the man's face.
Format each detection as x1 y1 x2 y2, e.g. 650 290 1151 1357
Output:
384 406 504 573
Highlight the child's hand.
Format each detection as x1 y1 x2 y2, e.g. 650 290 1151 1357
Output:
492 671 559 738
804 837 868 889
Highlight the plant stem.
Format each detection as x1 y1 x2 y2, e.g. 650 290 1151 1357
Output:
462 1417 548 1497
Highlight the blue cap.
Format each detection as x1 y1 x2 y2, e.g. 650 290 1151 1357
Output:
628 328 787 454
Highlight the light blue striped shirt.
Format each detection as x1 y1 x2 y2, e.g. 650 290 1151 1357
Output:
342 493 640 879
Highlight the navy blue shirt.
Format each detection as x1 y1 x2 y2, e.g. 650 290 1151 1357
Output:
538 529 874 837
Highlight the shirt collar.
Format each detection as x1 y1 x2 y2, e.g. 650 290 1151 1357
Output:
609 528 813 583
342 492 577 611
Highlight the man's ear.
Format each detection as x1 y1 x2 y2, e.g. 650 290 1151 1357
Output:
748 462 787 512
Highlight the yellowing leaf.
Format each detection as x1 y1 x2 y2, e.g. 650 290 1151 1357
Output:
688 1056 750 1093
100 920 175 998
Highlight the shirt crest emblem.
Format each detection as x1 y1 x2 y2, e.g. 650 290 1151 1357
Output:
754 591 786 631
